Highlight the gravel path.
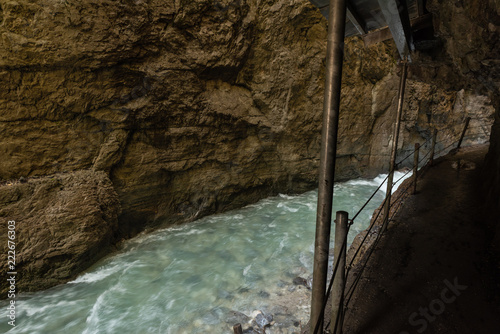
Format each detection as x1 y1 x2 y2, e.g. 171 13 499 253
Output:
340 144 500 334
304 144 500 334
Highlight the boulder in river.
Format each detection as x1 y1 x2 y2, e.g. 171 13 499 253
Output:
251 310 273 329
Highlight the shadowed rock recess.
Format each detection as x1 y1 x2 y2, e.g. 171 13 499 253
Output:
0 0 497 294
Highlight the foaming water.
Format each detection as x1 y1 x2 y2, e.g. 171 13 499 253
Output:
1 172 410 334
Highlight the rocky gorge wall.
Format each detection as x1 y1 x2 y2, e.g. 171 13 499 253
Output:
0 0 496 295
420 0 500 244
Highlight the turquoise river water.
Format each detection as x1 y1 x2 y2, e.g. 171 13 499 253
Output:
1 173 409 334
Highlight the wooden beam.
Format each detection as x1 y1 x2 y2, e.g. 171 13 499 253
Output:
362 13 433 47
346 1 367 35
377 0 414 60
363 27 393 47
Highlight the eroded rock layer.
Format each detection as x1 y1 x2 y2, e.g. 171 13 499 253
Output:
0 170 120 292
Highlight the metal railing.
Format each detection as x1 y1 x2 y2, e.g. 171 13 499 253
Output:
311 116 473 334
229 118 475 334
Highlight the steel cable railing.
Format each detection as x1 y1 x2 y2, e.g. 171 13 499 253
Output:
346 185 389 273
347 145 418 275
344 176 415 309
312 222 352 334
395 136 432 167
311 117 475 334
344 196 389 305
434 140 458 157
312 167 401 333
345 152 422 302
393 166 414 185
350 174 389 222
419 145 433 164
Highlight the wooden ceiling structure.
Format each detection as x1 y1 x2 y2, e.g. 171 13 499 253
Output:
308 0 433 60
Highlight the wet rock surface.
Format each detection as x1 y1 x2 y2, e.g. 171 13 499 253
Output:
216 271 315 334
0 170 121 296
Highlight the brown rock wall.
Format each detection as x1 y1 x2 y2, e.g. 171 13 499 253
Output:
333 37 495 178
425 0 500 231
0 0 328 292
0 170 121 295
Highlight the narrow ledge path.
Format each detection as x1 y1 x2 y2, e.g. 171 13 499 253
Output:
341 144 500 334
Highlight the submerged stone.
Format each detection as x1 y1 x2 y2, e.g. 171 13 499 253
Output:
224 310 251 325
258 290 270 298
292 277 308 287
252 310 273 329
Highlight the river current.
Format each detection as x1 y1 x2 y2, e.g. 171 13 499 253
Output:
1 172 408 334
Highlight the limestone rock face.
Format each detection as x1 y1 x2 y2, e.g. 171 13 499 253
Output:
0 0 497 293
425 0 500 220
333 38 495 179
0 170 121 296
427 0 500 92
0 0 327 236
0 0 329 292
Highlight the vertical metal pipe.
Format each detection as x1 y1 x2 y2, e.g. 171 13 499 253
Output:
310 0 347 331
382 62 408 232
412 143 420 194
457 117 471 150
429 129 437 166
331 211 348 334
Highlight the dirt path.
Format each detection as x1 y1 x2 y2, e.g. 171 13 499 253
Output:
336 145 500 333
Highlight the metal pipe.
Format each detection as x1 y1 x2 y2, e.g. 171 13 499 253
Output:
331 211 348 334
309 0 347 331
382 62 408 232
429 129 437 166
413 143 420 194
457 117 471 150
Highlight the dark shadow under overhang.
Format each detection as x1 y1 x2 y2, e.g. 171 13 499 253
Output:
309 0 433 60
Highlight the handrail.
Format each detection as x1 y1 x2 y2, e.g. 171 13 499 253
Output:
311 116 475 333
313 222 351 334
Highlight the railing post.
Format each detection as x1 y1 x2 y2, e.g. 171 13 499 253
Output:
429 129 437 166
413 143 420 194
331 211 348 334
456 117 471 150
233 324 243 334
382 61 408 232
310 0 347 331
